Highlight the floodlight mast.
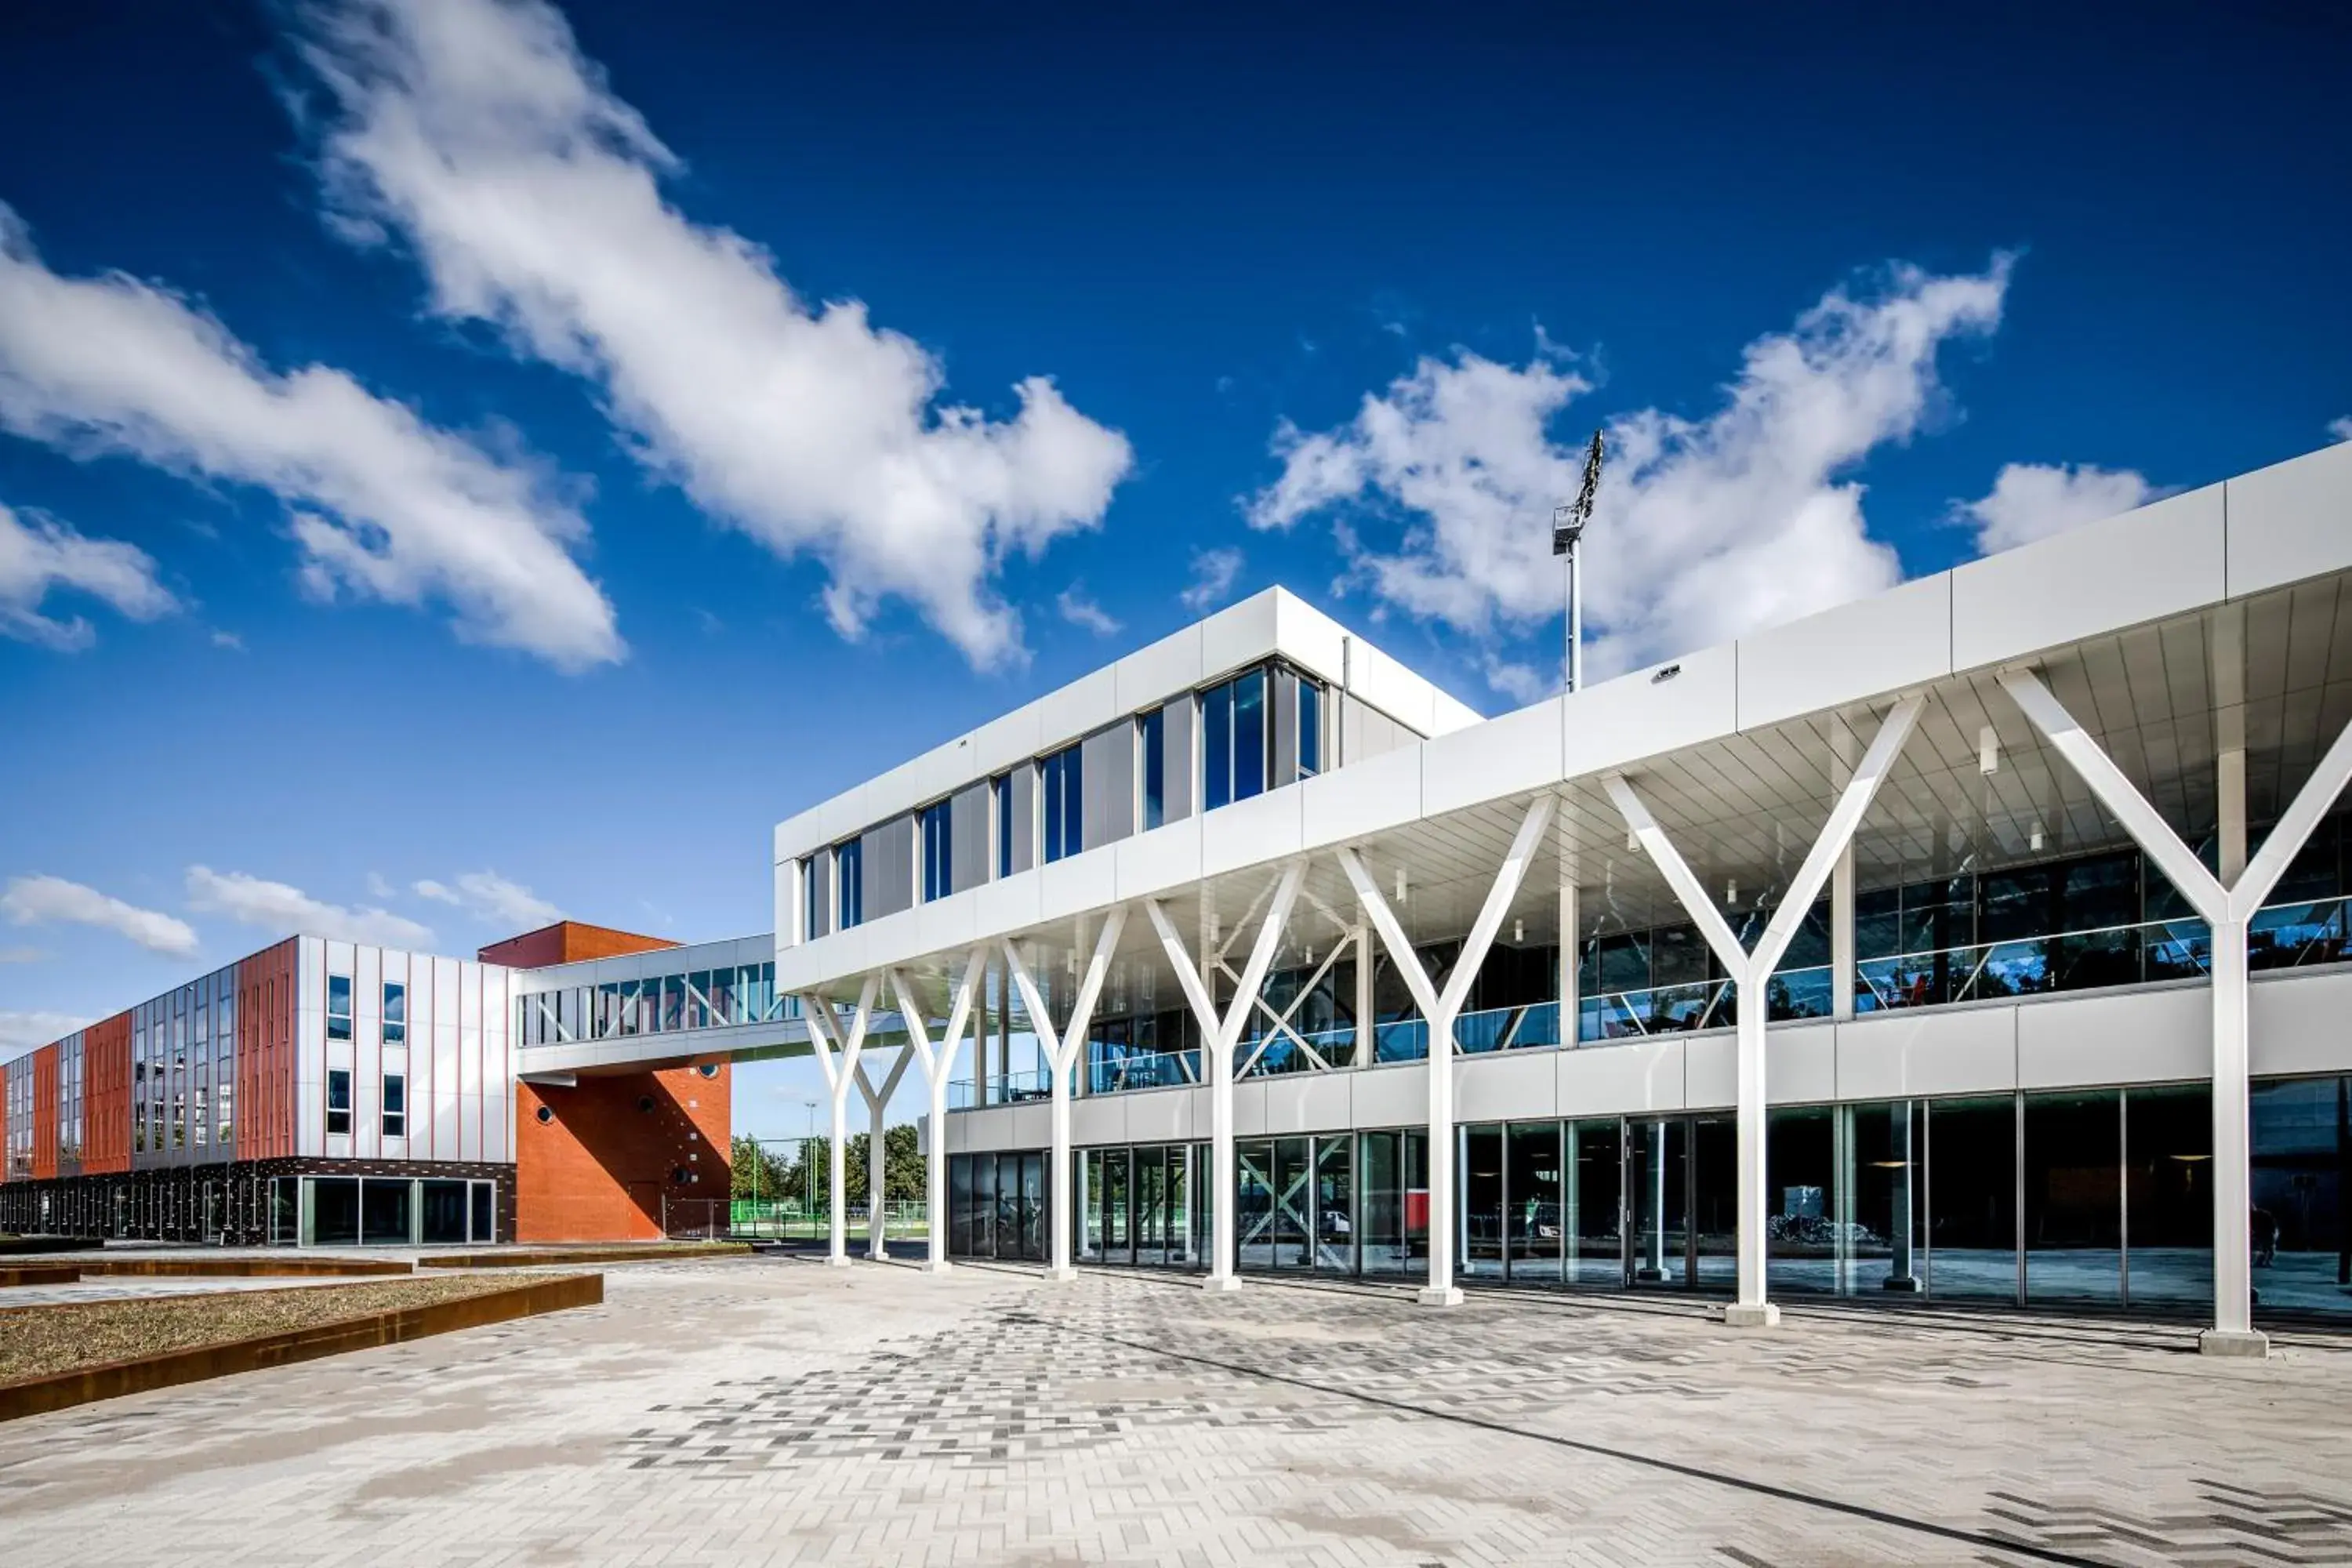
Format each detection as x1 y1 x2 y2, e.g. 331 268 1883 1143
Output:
1553 429 1605 694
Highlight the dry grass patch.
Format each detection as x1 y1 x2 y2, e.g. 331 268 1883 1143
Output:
0 1274 558 1384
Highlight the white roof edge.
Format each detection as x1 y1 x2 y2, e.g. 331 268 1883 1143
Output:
772 586 1470 862
772 439 2351 994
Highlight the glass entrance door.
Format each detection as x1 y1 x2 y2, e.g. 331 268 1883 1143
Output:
1134 1146 1167 1266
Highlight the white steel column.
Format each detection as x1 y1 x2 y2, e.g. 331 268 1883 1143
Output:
2002 666 2352 1356
854 1045 915 1260
1831 846 1857 1023
1003 910 1128 1283
1353 925 1374 1065
1341 793 1557 1307
1559 851 1581 1047
888 948 985 1273
1606 694 1923 1327
1146 862 1305 1293
797 975 878 1267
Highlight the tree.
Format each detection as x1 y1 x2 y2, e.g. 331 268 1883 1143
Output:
731 1136 792 1202
768 1126 927 1206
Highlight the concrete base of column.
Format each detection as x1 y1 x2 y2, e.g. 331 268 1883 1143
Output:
1200 1273 1242 1294
1416 1286 1465 1308
1047 1266 1079 1283
824 1254 853 1269
1881 1276 1923 1294
1722 1301 1781 1328
919 1260 952 1275
2198 1328 2270 1359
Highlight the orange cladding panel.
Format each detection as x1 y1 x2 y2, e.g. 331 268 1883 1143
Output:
82 1012 132 1174
515 1063 731 1243
236 939 299 1161
30 1044 57 1181
477 921 680 968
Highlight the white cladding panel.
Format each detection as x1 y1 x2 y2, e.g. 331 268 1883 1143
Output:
1114 622 1207 716
1951 483 2226 673
1737 572 1957 732
1835 1004 2018 1101
1561 644 1740 785
1300 741 1424 853
1422 696 1563 818
2016 984 2207 1089
2226 441 2352 599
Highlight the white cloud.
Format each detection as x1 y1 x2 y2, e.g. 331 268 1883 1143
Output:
1056 585 1120 637
186 866 434 948
365 870 395 898
1250 259 2013 674
0 206 621 670
1 873 199 956
411 869 558 930
1179 546 1243 613
2329 416 2352 444
0 1010 93 1058
0 499 177 650
296 0 1131 670
210 629 245 650
1956 462 2156 554
1481 655 1555 706
0 945 48 964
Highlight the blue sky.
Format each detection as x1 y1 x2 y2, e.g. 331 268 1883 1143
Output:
1 2 2346 1136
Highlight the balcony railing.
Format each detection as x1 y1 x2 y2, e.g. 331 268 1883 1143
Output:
941 898 2351 1110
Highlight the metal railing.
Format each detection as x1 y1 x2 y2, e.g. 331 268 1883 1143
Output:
937 898 2350 1110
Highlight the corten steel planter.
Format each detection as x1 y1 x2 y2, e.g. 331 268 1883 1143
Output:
0 1272 603 1422
0 1265 80 1287
77 1257 415 1279
419 1242 749 1269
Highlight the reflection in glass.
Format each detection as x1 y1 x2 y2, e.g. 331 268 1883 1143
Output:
2251 1075 2352 1317
1692 1116 1738 1290
1505 1121 1562 1283
1628 1119 1686 1287
2025 1091 2122 1305
1766 1106 1836 1294
1566 1118 1624 1287
1459 1123 1504 1279
1929 1096 2016 1300
2125 1083 2212 1308
1313 1136 1353 1272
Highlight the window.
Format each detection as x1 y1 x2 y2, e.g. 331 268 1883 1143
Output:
921 798 954 902
1040 744 1083 862
837 839 865 929
993 774 1015 878
800 855 821 942
1139 708 1166 831
1298 677 1324 777
382 1073 406 1138
383 981 406 1044
1201 666 1269 811
327 1069 352 1137
327 975 353 1041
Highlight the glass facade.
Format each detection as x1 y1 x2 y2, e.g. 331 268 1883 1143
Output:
1003 1073 2350 1321
835 839 864 929
920 799 952 903
1040 743 1083 862
299 1174 498 1246
943 1151 1049 1261
1201 666 1267 812
1139 708 1166 830
518 960 790 1046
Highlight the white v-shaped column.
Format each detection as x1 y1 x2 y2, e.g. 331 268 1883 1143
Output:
1145 862 1305 1292
1606 694 1923 1324
798 974 879 1266
1340 793 1556 1306
1003 909 1129 1281
889 948 988 1273
2003 666 2352 1356
852 1044 915 1260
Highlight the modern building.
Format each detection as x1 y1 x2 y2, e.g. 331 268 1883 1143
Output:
771 438 2352 1356
6 441 2348 1359
0 921 755 1245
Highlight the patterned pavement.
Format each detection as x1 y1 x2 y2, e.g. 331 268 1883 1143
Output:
2 1252 2348 1566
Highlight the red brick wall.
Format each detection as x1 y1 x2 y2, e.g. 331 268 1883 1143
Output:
515 1062 731 1242
478 920 680 968
81 1012 132 1174
31 1044 58 1181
